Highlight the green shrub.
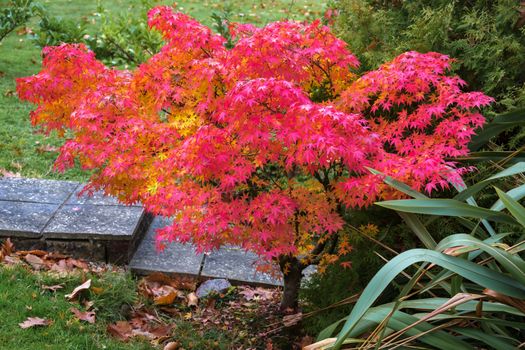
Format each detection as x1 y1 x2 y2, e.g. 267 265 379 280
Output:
331 0 525 145
0 0 43 42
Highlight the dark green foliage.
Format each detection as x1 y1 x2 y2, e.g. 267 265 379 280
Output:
0 0 43 42
28 1 162 67
211 6 235 49
30 14 88 48
331 0 525 117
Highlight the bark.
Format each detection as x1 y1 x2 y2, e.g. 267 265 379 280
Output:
279 256 305 311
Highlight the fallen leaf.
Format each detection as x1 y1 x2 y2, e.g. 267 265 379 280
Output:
36 144 59 154
1 238 14 256
46 251 68 260
154 290 178 306
147 284 181 305
239 286 275 301
131 329 155 339
164 341 179 350
107 321 132 341
3 255 21 265
83 300 94 310
17 250 48 257
24 254 44 270
50 259 70 273
187 292 198 307
65 279 91 300
150 324 174 338
19 317 52 329
68 258 89 271
16 26 33 35
42 284 64 292
70 307 96 324
0 168 21 177
145 272 197 290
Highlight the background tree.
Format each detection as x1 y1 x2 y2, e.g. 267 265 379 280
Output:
330 0 525 147
17 6 492 309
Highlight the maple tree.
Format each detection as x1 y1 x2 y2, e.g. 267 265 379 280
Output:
17 6 492 309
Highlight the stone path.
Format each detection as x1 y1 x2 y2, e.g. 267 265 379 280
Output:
0 177 287 286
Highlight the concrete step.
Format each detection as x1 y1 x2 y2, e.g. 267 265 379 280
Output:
130 216 283 287
0 178 150 264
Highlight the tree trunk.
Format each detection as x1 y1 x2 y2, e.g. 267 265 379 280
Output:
279 256 304 311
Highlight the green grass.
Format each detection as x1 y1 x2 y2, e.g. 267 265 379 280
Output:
0 265 152 350
0 0 326 180
0 263 283 349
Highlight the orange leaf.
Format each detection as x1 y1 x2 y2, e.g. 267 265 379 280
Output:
154 289 178 305
1 238 14 256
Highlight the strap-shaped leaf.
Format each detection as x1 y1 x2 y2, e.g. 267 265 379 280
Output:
491 184 525 211
332 249 525 349
436 234 525 284
454 162 525 202
376 199 517 225
495 187 525 227
454 151 525 164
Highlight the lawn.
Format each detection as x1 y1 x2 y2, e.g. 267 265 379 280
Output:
0 250 289 350
0 0 326 181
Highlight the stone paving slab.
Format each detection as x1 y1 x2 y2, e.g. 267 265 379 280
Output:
66 185 122 206
0 200 58 237
43 204 146 240
202 246 283 286
130 216 204 276
0 178 78 204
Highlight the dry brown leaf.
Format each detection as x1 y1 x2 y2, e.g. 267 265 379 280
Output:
163 341 179 350
17 249 48 257
19 317 52 329
0 168 21 177
484 288 525 313
145 272 197 290
187 292 199 307
50 259 71 273
131 329 155 339
42 284 64 292
1 238 14 256
239 286 275 301
65 279 91 300
70 307 96 324
68 258 89 271
107 321 132 341
24 254 44 270
150 324 174 338
36 144 59 154
3 255 21 265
